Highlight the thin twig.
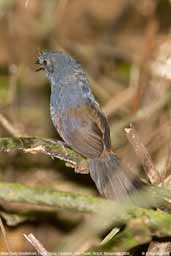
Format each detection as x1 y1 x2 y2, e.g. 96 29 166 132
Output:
132 18 157 111
163 124 171 180
111 91 171 143
164 144 171 180
0 217 12 256
25 0 29 8
103 86 136 118
100 228 120 245
8 64 19 120
24 233 48 256
125 125 161 185
0 113 21 137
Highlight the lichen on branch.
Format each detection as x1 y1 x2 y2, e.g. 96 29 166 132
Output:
0 136 87 172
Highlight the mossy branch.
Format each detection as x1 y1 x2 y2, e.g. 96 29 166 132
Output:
0 181 106 213
2 136 171 252
0 136 87 171
92 208 171 253
0 181 169 214
0 182 171 251
0 181 170 253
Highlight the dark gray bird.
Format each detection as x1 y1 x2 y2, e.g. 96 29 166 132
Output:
36 51 140 200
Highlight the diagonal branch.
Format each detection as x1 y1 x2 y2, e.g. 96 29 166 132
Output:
0 136 87 171
24 233 48 256
125 126 161 185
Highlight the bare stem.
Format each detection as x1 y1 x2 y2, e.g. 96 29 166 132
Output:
24 233 48 256
125 125 161 185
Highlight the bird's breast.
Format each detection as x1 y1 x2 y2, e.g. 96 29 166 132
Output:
50 84 86 141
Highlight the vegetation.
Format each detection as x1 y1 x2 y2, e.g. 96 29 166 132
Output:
0 0 171 254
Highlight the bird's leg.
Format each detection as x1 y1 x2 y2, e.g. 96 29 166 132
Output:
74 159 89 174
55 140 68 147
51 140 89 173
65 159 89 174
53 140 89 173
43 138 67 146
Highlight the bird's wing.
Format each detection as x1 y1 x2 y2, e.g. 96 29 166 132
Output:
61 102 111 159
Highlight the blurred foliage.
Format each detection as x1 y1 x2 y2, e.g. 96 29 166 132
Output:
0 0 171 254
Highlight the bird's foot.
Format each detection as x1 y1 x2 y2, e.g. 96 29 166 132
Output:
74 160 89 174
55 140 68 147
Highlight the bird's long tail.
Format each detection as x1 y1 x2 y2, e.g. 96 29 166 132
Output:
89 152 140 200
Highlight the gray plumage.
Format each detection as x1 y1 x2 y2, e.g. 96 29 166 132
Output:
37 51 140 200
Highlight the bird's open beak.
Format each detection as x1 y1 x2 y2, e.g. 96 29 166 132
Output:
35 59 44 72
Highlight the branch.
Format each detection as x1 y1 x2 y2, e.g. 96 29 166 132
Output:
0 217 12 256
0 181 170 253
0 181 170 214
93 208 171 253
0 182 106 214
24 233 48 256
1 137 171 252
0 136 87 172
125 126 161 185
0 114 21 137
111 91 171 143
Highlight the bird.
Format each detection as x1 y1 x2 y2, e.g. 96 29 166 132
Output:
36 51 140 200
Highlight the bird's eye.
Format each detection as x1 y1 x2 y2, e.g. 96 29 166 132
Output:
43 60 47 66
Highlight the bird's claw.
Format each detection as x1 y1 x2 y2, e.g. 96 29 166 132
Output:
74 160 89 174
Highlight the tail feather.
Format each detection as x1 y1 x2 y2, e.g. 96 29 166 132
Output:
89 152 140 200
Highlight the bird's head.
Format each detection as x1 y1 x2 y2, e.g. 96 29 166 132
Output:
35 51 80 84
